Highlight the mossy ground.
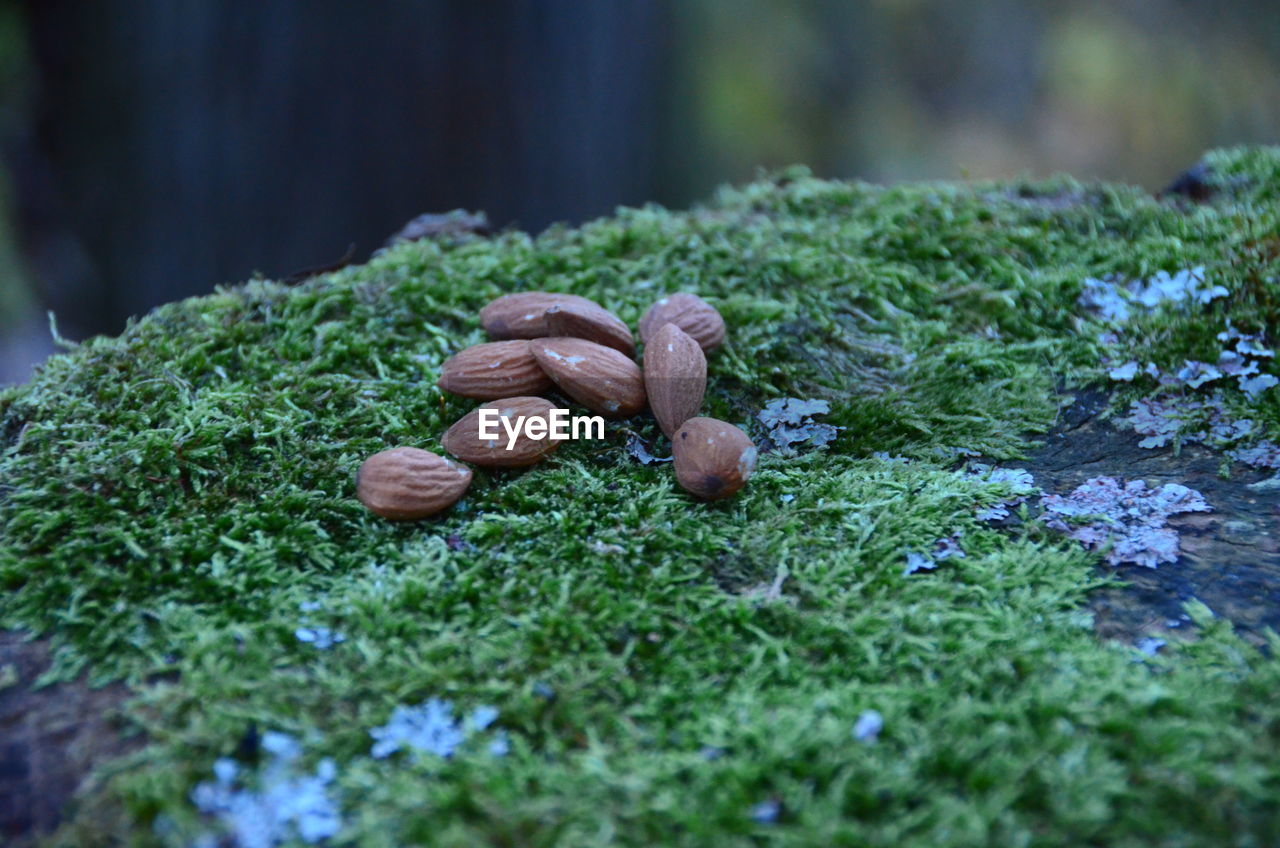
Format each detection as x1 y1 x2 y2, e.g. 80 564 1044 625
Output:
2 147 1279 846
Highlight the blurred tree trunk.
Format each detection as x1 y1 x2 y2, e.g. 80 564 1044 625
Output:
18 0 669 339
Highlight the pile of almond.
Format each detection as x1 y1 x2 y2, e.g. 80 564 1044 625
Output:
356 291 757 519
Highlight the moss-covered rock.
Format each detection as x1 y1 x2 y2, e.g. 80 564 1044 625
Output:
3 147 1279 846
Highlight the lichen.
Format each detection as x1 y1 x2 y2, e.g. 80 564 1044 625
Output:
1041 476 1212 568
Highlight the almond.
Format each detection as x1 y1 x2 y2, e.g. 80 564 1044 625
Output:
442 396 566 467
644 323 707 437
480 291 605 340
638 293 726 352
356 447 472 519
437 340 553 399
545 302 635 356
530 337 646 418
671 417 756 500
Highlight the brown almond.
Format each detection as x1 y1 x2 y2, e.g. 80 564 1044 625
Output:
671 417 757 500
442 396 566 467
530 337 646 418
356 447 472 519
480 291 605 340
545 302 636 357
437 340 552 400
639 293 726 352
644 323 707 437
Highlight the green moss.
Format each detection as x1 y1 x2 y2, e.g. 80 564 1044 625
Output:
4 147 1280 846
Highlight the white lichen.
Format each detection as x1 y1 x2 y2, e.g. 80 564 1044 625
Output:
369 698 506 762
758 398 839 452
852 710 884 743
191 732 342 848
902 531 966 576
1079 266 1224 325
968 463 1038 521
1040 477 1211 568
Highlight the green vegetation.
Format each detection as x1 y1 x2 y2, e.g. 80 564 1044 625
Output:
2 147 1279 846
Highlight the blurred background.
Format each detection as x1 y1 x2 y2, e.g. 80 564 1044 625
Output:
1 0 1279 384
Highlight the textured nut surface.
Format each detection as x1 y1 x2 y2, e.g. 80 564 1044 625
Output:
437 340 553 400
356 447 472 520
530 337 646 418
644 323 707 437
544 302 635 356
638 293 726 352
671 417 757 500
442 396 566 467
481 292 604 340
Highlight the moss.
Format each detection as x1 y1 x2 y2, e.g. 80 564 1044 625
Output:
4 147 1280 846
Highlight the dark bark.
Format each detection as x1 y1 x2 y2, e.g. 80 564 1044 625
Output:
1015 390 1280 649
